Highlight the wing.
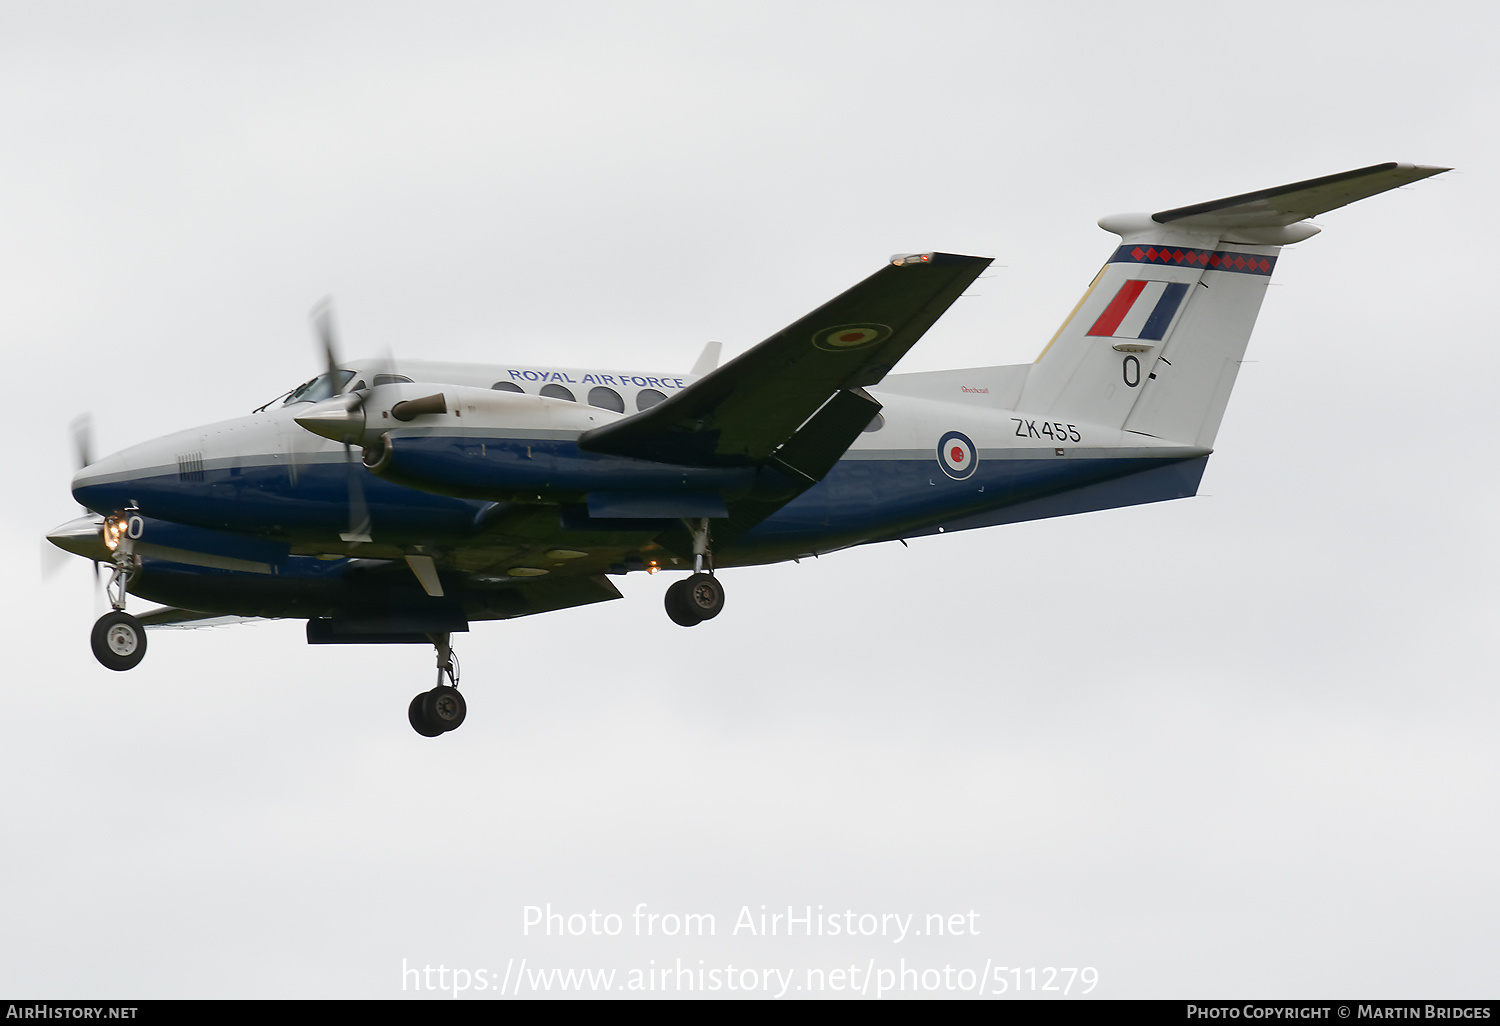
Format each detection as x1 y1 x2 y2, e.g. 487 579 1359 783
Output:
577 252 991 467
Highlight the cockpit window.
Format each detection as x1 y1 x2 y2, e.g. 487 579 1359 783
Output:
283 370 355 405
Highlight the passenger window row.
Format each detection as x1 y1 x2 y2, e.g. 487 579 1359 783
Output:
494 380 882 430
340 373 676 417
492 381 666 413
355 378 878 429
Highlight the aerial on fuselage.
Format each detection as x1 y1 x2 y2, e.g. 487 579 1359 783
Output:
49 162 1448 737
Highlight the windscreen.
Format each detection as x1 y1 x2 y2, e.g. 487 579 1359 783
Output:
282 370 355 405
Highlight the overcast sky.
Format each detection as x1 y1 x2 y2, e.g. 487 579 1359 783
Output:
3 1 1495 1000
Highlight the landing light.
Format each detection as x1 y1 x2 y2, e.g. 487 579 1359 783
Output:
103 515 127 552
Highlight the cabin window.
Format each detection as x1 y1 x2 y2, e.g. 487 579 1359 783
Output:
862 413 885 433
588 386 625 413
492 382 524 393
540 384 576 402
636 388 666 411
373 373 414 386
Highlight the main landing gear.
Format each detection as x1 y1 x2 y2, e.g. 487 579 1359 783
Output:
91 553 146 671
408 632 467 737
664 517 726 627
665 574 725 626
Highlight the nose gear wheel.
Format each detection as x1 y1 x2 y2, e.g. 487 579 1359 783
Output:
90 610 146 671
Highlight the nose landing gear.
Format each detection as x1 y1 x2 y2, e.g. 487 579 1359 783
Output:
91 548 146 671
408 633 467 737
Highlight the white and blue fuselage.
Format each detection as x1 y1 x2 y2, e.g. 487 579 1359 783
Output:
69 356 1207 616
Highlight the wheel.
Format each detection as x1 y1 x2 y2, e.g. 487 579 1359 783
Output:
408 693 445 737
664 578 703 627
91 611 147 671
683 572 724 621
421 685 467 733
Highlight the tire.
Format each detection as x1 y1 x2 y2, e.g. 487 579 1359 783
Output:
664 578 703 627
91 611 147 671
683 572 724 621
408 693 445 737
422 685 467 732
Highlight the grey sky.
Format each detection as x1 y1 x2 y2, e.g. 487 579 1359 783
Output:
3 0 1494 999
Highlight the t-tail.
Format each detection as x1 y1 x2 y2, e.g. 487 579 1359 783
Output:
1018 162 1448 448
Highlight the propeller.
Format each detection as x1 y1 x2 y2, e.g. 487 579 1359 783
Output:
312 297 347 399
71 413 93 483
310 298 373 543
42 414 104 586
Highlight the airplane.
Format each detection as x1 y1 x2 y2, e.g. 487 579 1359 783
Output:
48 162 1447 736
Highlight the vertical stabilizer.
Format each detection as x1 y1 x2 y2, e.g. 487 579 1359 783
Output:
1018 163 1448 448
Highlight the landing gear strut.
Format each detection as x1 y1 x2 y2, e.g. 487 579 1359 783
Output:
408 632 466 737
664 517 726 627
91 549 146 671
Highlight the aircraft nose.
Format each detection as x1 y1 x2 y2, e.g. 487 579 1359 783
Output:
72 447 140 514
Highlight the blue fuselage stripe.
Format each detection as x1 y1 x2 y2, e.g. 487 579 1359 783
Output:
75 440 1203 560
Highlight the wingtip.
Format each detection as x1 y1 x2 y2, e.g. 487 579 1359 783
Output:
889 252 992 268
1389 162 1453 178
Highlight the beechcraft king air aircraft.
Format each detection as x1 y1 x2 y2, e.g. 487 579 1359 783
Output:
48 162 1447 736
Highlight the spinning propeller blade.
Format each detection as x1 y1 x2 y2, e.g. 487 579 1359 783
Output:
71 413 93 474
310 298 374 543
45 416 106 593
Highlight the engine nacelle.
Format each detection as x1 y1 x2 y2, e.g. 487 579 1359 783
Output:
361 429 757 504
295 383 755 504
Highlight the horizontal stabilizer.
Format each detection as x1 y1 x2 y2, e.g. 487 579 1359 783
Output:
1153 162 1449 229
